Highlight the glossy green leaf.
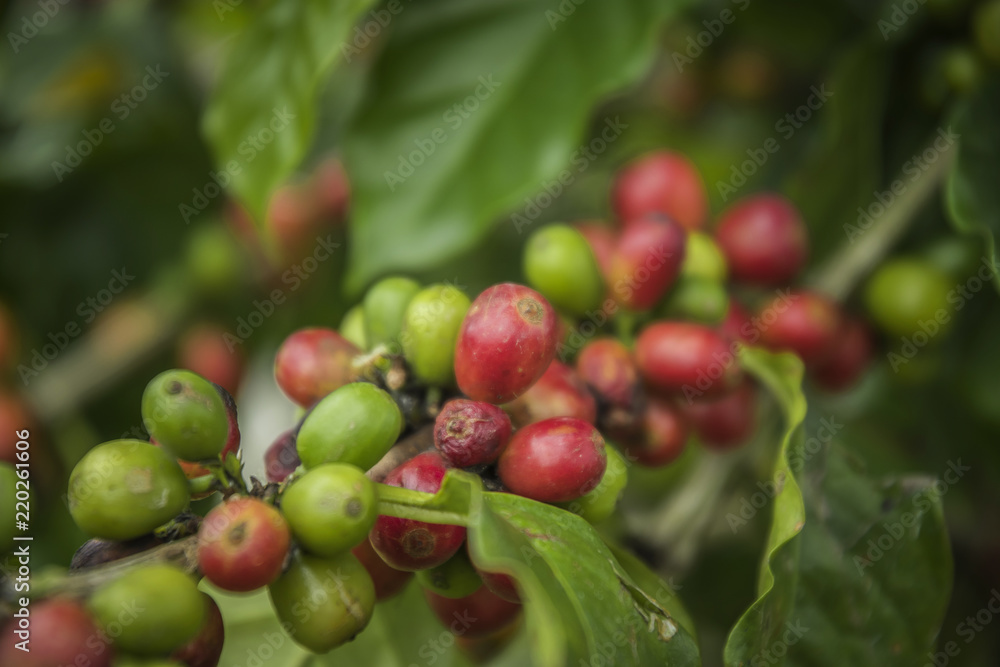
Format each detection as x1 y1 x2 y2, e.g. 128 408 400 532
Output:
202 0 376 226
945 78 1000 292
342 0 688 291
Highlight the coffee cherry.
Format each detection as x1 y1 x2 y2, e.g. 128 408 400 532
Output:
186 224 245 295
178 323 244 396
714 194 808 285
142 370 228 462
559 444 628 523
863 257 953 340
476 568 521 604
607 215 686 310
523 224 604 317
90 564 205 656
0 598 112 667
434 399 512 468
423 586 521 640
416 548 483 599
339 305 368 350
635 322 742 399
758 290 841 366
454 283 559 403
720 300 753 344
296 382 403 471
612 151 707 230
171 594 224 667
268 551 376 653
575 338 640 409
274 328 360 408
683 381 757 450
264 429 300 483
659 276 729 325
198 497 291 592
974 0 1000 66
68 440 190 541
166 385 242 488
811 317 873 392
401 283 471 386
363 276 422 347
370 452 467 571
1 463 15 550
573 222 617 278
497 417 607 503
281 463 377 557
623 398 689 467
505 361 597 427
352 536 413 600
681 231 728 282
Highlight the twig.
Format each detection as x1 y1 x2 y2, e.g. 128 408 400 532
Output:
366 425 435 483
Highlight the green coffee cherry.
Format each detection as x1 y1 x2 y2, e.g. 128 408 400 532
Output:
68 440 190 540
974 0 1000 66
401 284 471 386
268 551 376 653
296 382 403 470
186 224 245 295
339 305 368 350
89 565 205 656
1 463 16 551
523 224 604 317
681 232 727 282
864 257 954 340
943 47 984 93
560 445 628 524
363 276 421 347
659 276 730 325
142 370 228 462
416 549 483 599
281 463 378 557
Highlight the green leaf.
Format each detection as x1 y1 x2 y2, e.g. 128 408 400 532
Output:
945 78 1000 292
342 0 688 292
724 347 953 666
202 0 376 227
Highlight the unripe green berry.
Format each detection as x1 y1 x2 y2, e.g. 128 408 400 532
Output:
974 0 1000 66
339 305 368 350
560 445 628 524
416 548 483 599
186 224 245 295
864 258 954 341
659 276 730 325
281 463 378 557
142 370 228 462
401 284 471 386
363 276 421 347
523 224 604 317
681 231 727 282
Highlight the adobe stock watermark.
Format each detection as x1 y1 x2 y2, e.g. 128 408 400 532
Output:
886 256 997 373
748 620 810 666
51 66 170 182
672 0 751 72
715 84 833 203
854 459 970 575
878 0 930 40
179 106 296 224
383 75 502 192
546 0 586 30
843 126 958 244
17 267 135 386
7 0 71 53
923 588 1000 667
341 0 413 63
510 116 628 234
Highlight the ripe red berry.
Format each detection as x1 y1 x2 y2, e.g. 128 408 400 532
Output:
811 316 873 392
352 536 414 601
178 323 245 396
434 399 512 468
635 322 742 399
622 398 689 467
454 284 558 404
757 290 841 366
714 194 808 286
505 361 597 427
198 497 291 592
423 586 522 639
171 593 225 667
264 429 300 483
719 300 754 344
682 381 757 450
476 568 521 603
575 338 640 409
0 598 112 667
574 221 617 279
370 452 467 571
497 417 607 503
612 151 708 230
607 215 687 310
274 328 359 407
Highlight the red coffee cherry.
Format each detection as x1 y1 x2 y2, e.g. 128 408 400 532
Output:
497 417 607 503
612 151 708 230
264 429 300 483
0 598 112 667
575 338 640 409
811 316 873 392
607 215 687 310
370 452 467 571
757 290 841 366
682 381 757 450
574 221 618 278
352 536 414 601
505 361 597 427
714 194 808 286
178 323 245 396
622 398 689 467
171 593 225 667
719 300 754 344
423 586 522 640
274 328 359 407
434 399 512 468
198 497 291 592
635 322 742 399
475 568 521 603
454 284 559 404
